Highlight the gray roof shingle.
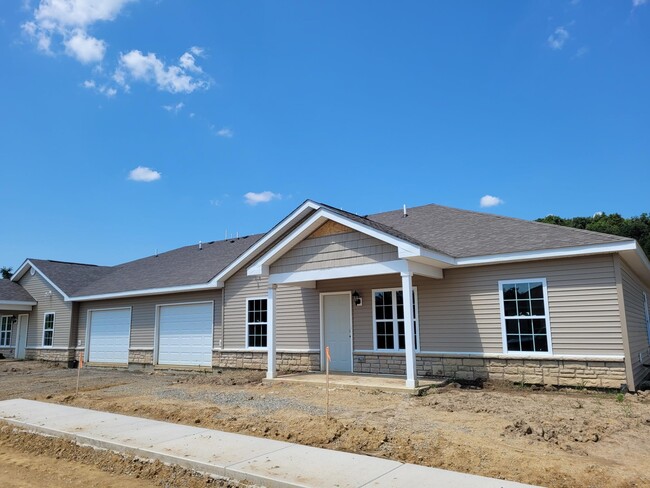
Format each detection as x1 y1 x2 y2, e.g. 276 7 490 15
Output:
363 203 632 258
71 235 263 297
28 259 115 296
0 279 36 303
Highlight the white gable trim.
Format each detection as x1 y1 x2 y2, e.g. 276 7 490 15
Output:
248 208 450 277
210 200 321 285
11 260 70 301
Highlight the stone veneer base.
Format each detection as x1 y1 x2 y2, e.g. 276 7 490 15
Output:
212 351 321 372
353 353 627 389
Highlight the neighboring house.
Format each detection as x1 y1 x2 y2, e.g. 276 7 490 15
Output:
2 200 650 391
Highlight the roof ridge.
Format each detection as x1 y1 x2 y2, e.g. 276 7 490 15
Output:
29 258 109 268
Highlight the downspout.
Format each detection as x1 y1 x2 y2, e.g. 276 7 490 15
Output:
221 282 226 350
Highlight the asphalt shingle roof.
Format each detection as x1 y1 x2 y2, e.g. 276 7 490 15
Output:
28 259 114 296
363 203 632 258
0 279 36 303
71 235 264 297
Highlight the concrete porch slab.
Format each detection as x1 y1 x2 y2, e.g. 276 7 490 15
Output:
265 372 446 393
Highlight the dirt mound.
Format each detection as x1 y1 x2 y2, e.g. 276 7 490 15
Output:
0 423 250 487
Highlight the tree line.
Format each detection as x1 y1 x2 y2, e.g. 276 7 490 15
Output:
536 212 650 258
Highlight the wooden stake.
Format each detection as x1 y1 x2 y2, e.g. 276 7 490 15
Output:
76 352 83 395
325 346 331 421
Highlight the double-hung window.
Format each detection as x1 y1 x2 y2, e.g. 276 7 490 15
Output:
43 312 55 347
0 316 12 347
247 298 268 348
373 288 418 351
499 279 551 353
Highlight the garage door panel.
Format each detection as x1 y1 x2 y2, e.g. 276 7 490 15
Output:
88 309 130 364
158 303 212 366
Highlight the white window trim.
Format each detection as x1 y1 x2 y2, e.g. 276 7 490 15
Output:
371 287 420 353
42 312 55 348
643 292 650 346
246 296 268 350
0 315 12 347
498 278 553 356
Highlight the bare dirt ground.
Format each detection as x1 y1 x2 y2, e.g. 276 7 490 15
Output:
1 360 650 488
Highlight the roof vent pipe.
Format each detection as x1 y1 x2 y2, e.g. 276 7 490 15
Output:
199 241 203 250
403 204 408 218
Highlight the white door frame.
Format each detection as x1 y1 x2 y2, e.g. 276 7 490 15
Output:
16 314 28 359
319 291 353 372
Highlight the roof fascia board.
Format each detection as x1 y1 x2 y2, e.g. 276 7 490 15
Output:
10 259 32 282
268 260 410 284
70 282 221 302
455 241 638 267
248 208 425 276
13 260 70 301
211 200 321 285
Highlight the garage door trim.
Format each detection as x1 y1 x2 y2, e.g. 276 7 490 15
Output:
84 306 132 364
154 300 214 366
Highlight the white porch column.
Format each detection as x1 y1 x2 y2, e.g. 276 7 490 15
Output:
266 284 277 379
401 272 418 388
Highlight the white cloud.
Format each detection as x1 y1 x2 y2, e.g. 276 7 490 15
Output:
633 0 647 6
244 191 281 205
217 127 233 138
64 29 105 63
574 46 589 58
547 26 569 50
115 49 210 94
480 195 504 208
23 0 133 63
128 166 161 182
163 102 184 113
82 79 116 97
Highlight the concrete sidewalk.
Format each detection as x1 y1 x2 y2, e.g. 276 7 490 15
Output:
0 399 536 488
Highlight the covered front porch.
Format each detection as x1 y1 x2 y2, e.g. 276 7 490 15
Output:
257 260 446 388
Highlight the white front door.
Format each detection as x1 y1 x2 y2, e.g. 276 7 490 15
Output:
16 314 28 360
322 293 352 372
157 303 213 367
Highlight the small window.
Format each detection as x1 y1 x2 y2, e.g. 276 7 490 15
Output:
373 288 418 351
43 313 55 347
0 316 12 347
247 298 267 348
499 279 551 353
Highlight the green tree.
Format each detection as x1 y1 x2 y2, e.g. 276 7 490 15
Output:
0 267 12 279
537 213 650 258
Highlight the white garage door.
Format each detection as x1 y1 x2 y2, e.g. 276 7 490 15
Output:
158 303 213 366
88 308 131 364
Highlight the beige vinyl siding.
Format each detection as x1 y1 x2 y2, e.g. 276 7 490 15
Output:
316 255 623 356
270 231 398 274
19 271 72 348
619 260 650 385
77 290 222 349
223 268 320 350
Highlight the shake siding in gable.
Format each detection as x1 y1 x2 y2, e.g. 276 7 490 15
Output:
620 260 650 385
222 268 320 350
270 231 398 274
19 271 72 349
77 290 222 349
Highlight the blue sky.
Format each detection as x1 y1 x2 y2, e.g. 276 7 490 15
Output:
0 1 648 269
